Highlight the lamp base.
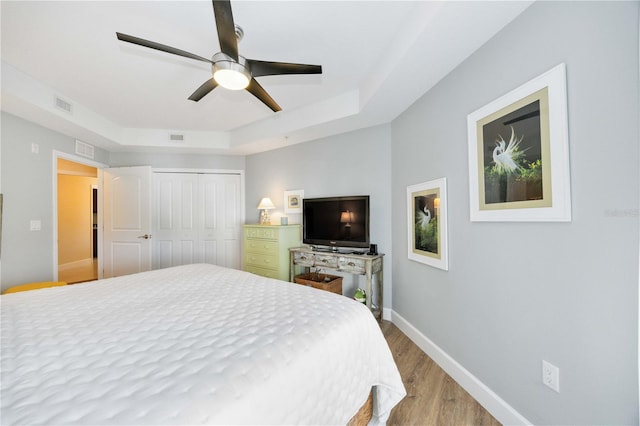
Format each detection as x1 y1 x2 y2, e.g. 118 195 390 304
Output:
260 209 271 225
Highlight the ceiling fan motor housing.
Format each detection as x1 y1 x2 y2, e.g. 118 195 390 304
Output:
212 52 251 90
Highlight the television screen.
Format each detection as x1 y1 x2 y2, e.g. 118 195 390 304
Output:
303 196 370 249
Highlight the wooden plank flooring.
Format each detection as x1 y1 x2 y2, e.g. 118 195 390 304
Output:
382 320 501 426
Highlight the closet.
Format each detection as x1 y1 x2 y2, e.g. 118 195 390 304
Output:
152 172 242 270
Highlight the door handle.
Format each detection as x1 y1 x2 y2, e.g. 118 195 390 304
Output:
137 234 152 239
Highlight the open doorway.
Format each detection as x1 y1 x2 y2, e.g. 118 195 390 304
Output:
57 158 99 283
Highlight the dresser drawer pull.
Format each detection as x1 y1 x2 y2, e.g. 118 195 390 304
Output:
321 259 328 263
348 262 356 266
300 256 307 261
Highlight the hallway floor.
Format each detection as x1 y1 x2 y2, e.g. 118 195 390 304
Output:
59 258 98 284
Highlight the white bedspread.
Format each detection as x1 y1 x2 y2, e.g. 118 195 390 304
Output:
1 264 405 425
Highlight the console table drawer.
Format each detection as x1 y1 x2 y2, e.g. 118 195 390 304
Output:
245 240 279 255
314 254 339 268
245 253 278 270
338 257 366 274
293 251 315 267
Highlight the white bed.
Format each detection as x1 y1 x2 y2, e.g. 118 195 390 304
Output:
1 264 405 425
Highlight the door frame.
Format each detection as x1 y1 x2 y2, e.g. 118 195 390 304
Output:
52 150 107 281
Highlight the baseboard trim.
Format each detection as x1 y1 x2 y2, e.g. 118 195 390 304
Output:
390 310 532 426
383 307 392 321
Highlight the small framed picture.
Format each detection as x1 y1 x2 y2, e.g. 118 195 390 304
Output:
467 63 571 222
284 190 304 214
407 178 448 271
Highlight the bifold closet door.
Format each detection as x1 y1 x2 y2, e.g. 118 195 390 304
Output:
198 173 241 269
153 173 241 270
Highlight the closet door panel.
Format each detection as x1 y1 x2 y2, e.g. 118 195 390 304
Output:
153 172 242 270
153 173 198 269
198 174 241 268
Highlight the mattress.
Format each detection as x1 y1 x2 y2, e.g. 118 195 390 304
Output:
1 264 405 425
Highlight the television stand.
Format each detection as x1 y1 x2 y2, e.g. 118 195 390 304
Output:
289 247 384 321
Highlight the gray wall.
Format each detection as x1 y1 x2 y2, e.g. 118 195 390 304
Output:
391 2 638 424
109 151 245 170
0 113 246 291
244 124 392 308
0 112 110 290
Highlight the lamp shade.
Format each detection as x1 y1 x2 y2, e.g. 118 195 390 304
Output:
340 210 354 223
257 197 275 210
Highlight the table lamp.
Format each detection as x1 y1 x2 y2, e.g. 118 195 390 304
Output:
258 197 275 225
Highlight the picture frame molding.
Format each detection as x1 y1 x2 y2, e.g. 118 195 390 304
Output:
467 63 571 222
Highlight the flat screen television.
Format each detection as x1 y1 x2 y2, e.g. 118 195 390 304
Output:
303 195 370 250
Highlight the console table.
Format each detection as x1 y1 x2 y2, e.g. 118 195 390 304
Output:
289 247 384 321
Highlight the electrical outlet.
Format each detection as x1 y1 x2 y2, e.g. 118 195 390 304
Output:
542 360 560 392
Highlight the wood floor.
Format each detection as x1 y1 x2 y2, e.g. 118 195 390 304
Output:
58 258 98 284
382 321 501 426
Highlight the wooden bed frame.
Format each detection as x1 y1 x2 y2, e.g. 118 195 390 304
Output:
347 390 373 426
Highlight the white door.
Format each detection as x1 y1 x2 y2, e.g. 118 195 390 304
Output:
153 173 241 269
199 173 242 269
103 166 152 278
153 173 198 269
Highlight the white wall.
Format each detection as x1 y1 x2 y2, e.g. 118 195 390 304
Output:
244 124 393 310
391 2 638 424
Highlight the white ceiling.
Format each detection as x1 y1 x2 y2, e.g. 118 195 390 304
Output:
1 0 533 155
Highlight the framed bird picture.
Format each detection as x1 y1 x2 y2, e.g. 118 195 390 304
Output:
467 63 571 222
407 178 448 270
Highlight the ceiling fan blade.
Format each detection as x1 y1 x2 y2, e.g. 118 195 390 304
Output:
212 0 239 62
188 78 218 102
116 32 213 64
247 59 322 77
246 78 281 112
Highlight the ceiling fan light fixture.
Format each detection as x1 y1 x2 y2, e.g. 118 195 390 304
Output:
213 57 250 90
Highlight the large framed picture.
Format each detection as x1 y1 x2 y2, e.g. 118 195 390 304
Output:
467 63 571 222
407 178 448 270
284 189 304 214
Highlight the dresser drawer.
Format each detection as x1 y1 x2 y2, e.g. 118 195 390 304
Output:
245 265 281 279
293 251 315 267
338 257 366 274
245 239 278 255
245 253 278 270
314 254 339 269
244 227 279 240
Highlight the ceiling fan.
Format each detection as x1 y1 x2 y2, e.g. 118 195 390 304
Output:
116 0 322 112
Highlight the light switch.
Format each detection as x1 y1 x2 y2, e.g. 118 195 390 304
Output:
30 220 42 231
31 143 39 154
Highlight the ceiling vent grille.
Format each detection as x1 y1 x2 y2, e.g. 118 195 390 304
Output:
75 140 95 159
54 96 73 114
169 133 185 143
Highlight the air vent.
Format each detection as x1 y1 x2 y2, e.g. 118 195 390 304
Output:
54 96 73 114
75 140 95 159
169 133 185 143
